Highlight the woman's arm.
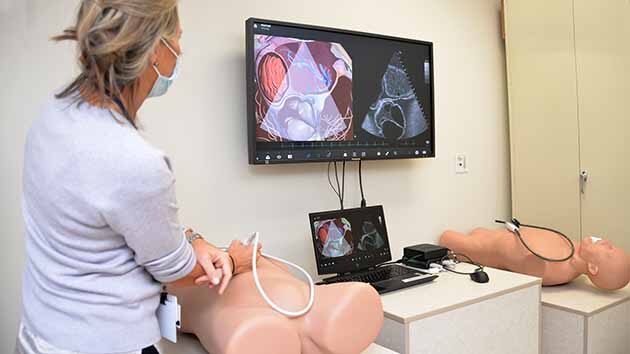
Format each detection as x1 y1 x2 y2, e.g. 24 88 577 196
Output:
168 238 233 294
184 240 262 286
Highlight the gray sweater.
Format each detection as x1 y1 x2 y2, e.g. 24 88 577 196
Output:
21 97 196 353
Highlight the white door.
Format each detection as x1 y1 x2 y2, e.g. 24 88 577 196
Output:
574 0 630 251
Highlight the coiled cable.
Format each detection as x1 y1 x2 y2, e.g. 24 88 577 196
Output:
495 218 575 262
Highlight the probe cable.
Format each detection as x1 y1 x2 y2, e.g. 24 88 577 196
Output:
495 219 575 262
221 232 315 318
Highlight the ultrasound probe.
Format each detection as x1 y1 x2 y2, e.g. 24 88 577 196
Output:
221 232 316 318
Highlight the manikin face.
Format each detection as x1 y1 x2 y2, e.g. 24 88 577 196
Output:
579 237 630 290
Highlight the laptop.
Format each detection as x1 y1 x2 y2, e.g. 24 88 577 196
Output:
309 205 437 294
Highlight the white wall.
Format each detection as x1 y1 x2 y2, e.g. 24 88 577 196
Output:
0 0 510 351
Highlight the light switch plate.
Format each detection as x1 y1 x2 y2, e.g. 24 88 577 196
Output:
455 153 468 174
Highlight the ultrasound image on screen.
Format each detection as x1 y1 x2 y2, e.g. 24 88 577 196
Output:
357 221 386 252
313 218 355 258
254 35 354 142
361 51 427 140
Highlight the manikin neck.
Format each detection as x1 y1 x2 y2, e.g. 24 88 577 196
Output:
569 244 589 276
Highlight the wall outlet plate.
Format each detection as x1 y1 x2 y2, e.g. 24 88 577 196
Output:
455 153 468 174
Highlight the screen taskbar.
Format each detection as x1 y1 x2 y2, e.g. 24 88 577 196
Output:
252 146 434 164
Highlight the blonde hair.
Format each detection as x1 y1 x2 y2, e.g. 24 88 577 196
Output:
54 0 180 126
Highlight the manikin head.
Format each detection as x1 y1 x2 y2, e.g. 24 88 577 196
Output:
578 237 630 290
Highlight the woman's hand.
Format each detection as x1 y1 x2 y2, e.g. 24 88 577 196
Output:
228 239 262 275
191 239 233 294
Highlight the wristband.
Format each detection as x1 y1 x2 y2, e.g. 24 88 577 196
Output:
229 254 236 275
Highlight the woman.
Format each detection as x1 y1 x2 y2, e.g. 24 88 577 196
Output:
16 1 259 353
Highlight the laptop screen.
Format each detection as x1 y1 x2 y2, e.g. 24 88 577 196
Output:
309 206 392 275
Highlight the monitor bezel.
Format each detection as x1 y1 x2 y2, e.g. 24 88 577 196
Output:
246 17 436 165
308 205 392 275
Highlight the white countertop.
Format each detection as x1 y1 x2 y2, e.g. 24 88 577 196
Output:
541 275 630 316
380 264 542 323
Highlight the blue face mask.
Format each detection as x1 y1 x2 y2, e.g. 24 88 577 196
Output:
148 38 181 98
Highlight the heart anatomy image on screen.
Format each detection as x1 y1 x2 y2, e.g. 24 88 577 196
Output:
254 35 354 142
314 218 354 258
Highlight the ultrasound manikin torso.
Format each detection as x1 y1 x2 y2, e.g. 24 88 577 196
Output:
168 257 384 354
440 228 630 290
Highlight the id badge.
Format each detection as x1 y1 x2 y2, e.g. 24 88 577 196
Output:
156 293 181 343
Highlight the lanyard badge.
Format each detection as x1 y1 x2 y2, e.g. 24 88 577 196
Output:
157 292 181 343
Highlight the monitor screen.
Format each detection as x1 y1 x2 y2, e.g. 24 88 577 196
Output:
308 206 392 275
246 18 435 164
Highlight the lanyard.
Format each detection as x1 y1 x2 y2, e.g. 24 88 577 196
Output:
112 95 130 120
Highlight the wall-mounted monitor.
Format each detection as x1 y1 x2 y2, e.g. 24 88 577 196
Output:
246 18 435 165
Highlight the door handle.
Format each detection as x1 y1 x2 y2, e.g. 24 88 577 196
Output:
580 170 588 194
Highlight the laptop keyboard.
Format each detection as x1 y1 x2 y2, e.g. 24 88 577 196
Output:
325 264 417 284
